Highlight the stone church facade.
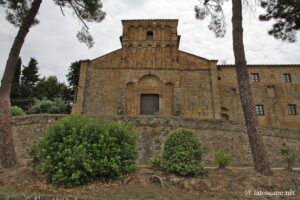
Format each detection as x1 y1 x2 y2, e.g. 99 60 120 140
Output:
72 19 300 129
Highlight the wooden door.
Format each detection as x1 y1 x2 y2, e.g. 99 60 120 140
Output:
140 94 159 115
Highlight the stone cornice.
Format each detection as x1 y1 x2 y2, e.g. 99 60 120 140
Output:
122 19 178 22
122 19 178 28
122 41 177 48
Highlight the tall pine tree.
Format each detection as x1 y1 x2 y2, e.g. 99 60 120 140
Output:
195 0 273 175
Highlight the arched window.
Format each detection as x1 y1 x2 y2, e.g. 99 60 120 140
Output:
147 31 153 40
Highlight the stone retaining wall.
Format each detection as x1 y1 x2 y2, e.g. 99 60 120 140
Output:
12 114 300 167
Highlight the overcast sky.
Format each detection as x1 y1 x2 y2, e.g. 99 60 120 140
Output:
1 0 299 84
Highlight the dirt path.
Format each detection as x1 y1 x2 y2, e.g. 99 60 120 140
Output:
0 161 299 200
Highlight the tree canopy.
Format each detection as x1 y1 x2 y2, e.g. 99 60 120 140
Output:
259 0 300 42
35 75 72 103
195 0 227 38
0 0 106 47
195 0 300 42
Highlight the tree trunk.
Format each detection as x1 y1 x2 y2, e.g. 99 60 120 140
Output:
231 0 272 175
0 0 42 168
0 99 15 167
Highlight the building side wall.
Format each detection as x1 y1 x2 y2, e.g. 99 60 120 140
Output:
180 70 215 118
218 66 300 129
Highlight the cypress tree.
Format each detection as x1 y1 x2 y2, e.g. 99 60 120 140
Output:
18 58 40 109
10 57 22 101
21 58 39 86
66 61 80 101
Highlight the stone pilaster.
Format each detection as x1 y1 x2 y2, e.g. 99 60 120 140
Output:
72 60 89 114
209 60 221 119
118 88 126 115
174 87 181 116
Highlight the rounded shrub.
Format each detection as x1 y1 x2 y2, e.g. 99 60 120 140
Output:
161 129 208 176
28 98 68 114
214 149 231 169
11 106 26 116
30 115 138 187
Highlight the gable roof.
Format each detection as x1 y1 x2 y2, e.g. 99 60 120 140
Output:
178 50 212 62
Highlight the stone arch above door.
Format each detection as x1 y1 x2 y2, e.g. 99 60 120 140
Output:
138 74 162 90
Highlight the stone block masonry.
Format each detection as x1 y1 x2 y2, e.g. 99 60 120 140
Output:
12 114 300 167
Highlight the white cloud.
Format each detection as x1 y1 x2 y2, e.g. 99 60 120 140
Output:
0 0 299 83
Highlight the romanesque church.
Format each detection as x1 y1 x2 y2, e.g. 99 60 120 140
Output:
72 19 300 129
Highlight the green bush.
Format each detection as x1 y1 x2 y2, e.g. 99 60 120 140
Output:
11 106 26 116
28 98 68 114
281 146 300 170
214 149 231 169
30 115 138 187
160 129 208 176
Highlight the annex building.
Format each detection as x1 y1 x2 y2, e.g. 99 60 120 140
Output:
72 19 300 129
